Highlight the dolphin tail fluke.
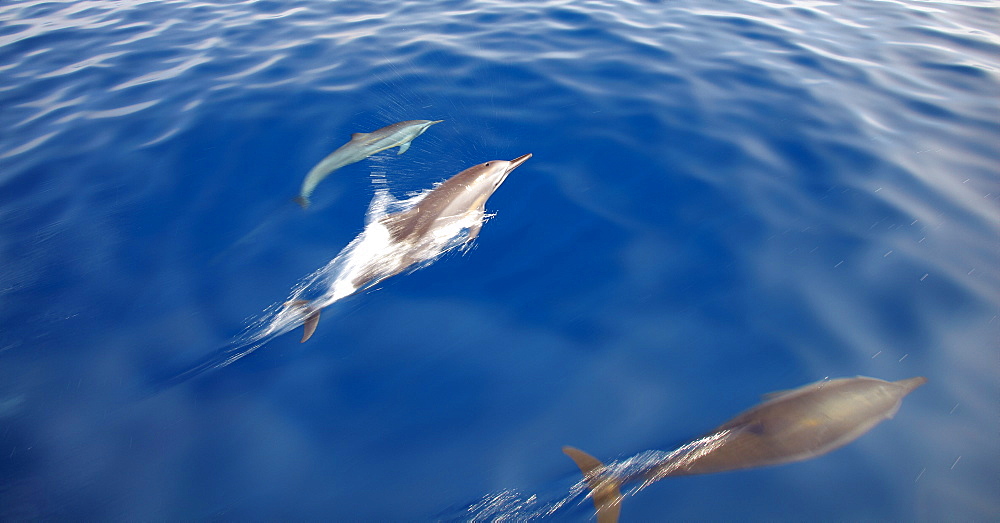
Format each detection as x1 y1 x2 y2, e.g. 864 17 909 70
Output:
293 195 311 209
284 300 321 343
563 446 623 523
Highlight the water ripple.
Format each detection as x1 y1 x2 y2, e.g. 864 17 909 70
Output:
0 0 997 520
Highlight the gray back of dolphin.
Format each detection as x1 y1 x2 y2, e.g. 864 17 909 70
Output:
564 376 926 523
653 375 927 477
379 153 532 245
295 119 442 208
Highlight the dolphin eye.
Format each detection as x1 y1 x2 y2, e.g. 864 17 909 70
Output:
484 162 491 166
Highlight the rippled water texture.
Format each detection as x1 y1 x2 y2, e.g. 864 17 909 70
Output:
1 0 997 520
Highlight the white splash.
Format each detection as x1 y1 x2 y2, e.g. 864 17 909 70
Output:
220 185 488 366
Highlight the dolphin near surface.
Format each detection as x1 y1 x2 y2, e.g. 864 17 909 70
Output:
294 119 443 208
283 153 532 343
564 376 927 523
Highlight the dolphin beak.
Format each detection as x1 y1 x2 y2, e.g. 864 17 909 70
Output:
896 376 928 394
506 153 532 173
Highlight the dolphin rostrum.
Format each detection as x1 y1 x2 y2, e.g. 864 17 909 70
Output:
564 376 927 523
294 119 443 208
282 153 532 342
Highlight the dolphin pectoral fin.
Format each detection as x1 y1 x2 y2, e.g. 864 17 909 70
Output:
466 221 482 241
293 196 311 209
284 300 321 343
563 446 623 523
396 141 411 155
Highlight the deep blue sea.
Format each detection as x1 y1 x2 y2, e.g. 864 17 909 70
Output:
1 0 997 520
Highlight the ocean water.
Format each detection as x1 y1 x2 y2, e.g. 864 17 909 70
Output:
1 0 997 520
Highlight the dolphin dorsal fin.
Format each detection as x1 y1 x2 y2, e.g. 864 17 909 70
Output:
762 379 833 401
379 208 418 242
351 132 368 140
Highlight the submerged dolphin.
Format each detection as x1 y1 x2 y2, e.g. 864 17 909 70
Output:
295 119 443 208
286 153 532 342
564 376 927 523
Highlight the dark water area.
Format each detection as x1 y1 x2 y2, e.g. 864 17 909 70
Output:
1 0 997 520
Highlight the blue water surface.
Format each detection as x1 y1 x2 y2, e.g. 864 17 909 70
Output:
1 0 997 520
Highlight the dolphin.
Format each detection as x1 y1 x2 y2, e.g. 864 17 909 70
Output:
294 119 443 208
564 376 927 523
287 153 532 342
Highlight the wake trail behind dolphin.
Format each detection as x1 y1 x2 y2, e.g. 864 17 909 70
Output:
439 435 732 521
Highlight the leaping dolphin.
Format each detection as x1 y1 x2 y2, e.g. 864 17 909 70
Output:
295 119 443 208
284 153 532 342
564 376 927 523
